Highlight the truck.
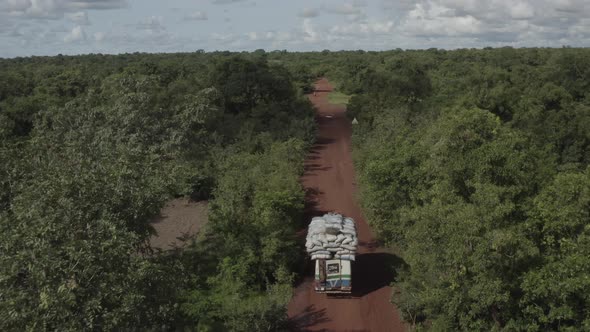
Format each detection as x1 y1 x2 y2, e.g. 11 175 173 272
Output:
314 258 353 294
306 213 358 294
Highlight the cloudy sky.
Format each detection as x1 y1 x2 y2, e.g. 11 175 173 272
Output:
1 0 589 58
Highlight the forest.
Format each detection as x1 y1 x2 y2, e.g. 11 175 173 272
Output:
296 47 590 331
0 52 315 330
1 47 590 331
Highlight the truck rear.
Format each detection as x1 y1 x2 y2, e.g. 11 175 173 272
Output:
306 213 358 294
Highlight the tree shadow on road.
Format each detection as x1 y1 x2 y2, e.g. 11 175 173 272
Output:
302 187 328 223
308 137 336 153
357 239 382 251
304 163 333 172
351 252 407 298
287 305 331 332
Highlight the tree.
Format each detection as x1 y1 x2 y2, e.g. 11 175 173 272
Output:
520 170 590 330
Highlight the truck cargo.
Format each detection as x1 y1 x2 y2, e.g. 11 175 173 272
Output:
306 213 357 294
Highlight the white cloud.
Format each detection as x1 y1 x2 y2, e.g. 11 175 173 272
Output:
93 31 104 41
7 0 61 19
3 0 590 57
380 0 417 12
553 0 588 13
401 3 482 37
1 0 126 19
247 31 278 41
380 0 590 47
0 15 15 32
7 28 23 36
352 0 368 7
136 16 165 33
226 0 590 51
67 0 126 10
347 12 368 23
185 11 207 21
298 8 319 18
246 31 257 40
66 11 89 25
64 25 85 42
212 0 245 4
302 18 319 42
569 18 590 38
330 20 394 36
509 2 534 20
326 3 363 15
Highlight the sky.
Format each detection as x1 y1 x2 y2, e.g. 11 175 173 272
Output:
0 0 589 58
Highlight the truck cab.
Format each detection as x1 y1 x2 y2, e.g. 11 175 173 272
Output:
314 259 352 294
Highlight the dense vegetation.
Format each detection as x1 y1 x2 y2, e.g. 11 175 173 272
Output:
3 47 590 331
0 52 314 330
294 48 590 330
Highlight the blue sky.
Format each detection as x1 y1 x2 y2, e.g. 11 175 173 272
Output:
1 0 589 58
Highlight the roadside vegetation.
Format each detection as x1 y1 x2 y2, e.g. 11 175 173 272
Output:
0 51 314 330
327 91 352 106
280 48 590 330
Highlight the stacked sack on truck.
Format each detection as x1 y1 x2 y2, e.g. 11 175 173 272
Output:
305 213 358 261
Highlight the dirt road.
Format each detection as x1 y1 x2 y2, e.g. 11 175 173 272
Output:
287 79 405 332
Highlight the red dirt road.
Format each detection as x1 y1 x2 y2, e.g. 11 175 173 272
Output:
287 79 406 332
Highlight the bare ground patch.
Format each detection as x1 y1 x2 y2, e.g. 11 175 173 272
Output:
149 198 208 250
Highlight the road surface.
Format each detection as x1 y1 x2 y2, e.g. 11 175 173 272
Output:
287 79 406 332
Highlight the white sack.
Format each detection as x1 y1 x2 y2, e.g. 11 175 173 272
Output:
341 228 356 235
341 244 357 251
311 254 331 260
306 245 324 253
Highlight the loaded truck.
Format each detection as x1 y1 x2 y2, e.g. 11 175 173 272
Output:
305 213 358 294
